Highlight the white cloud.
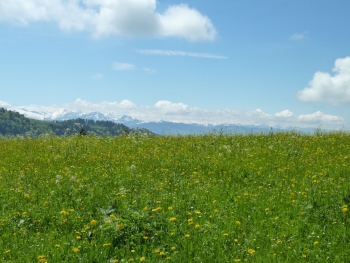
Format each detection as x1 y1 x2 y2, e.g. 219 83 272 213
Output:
137 49 228 59
143 67 157 73
0 0 216 41
290 33 305 40
297 56 350 105
2 99 346 129
91 73 104 79
113 62 135 70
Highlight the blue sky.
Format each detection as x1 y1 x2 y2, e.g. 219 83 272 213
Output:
1 0 350 128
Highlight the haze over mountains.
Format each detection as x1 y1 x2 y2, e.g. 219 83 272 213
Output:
0 99 348 134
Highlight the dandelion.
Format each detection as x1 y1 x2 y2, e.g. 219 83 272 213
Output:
37 255 47 263
90 219 97 226
169 217 176 222
195 224 200 229
234 260 241 262
185 234 190 238
72 247 79 253
314 241 319 245
223 233 229 237
24 193 30 199
168 206 173 210
248 248 255 255
188 218 193 224
113 260 119 263
140 257 145 261
55 244 60 248
117 224 124 230
60 210 68 216
4 249 10 254
159 252 166 256
103 243 111 247
236 221 241 225
171 246 176 251
342 205 348 213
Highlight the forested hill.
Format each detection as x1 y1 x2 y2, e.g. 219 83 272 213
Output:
0 108 155 138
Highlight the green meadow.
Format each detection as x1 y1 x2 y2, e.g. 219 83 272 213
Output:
1 132 350 262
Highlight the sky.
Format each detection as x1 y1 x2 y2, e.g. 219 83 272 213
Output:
1 0 350 129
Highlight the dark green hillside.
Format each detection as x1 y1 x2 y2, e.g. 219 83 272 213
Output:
0 108 155 137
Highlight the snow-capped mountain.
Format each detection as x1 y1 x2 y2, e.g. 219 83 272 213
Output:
0 101 326 134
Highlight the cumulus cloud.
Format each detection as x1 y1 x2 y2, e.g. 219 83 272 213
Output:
2 99 347 129
0 0 216 41
297 56 350 105
137 49 228 59
113 62 135 70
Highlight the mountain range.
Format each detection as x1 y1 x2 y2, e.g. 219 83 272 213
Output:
2 104 314 135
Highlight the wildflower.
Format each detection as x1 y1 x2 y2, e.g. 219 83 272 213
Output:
223 233 229 237
302 254 307 258
234 260 241 262
113 260 119 263
188 218 193 224
185 234 190 238
265 208 269 212
90 219 97 226
117 224 124 230
72 247 79 253
159 252 166 256
4 250 10 254
342 205 348 213
168 206 173 210
103 243 111 247
37 255 47 263
313 241 319 245
76 236 81 240
195 224 200 229
55 244 60 248
248 248 255 255
60 210 68 216
195 210 201 215
171 246 176 251
140 257 146 261
143 207 148 211
169 217 176 222
154 249 160 254
24 193 30 199
236 221 241 225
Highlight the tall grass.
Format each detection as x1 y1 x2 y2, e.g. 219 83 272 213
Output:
0 132 350 262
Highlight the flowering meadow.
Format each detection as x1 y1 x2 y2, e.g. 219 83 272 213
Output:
1 132 350 262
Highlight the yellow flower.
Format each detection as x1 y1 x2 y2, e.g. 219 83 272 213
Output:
185 234 190 238
37 255 47 263
168 206 173 210
103 243 111 247
60 210 68 216
117 224 124 230
55 244 60 248
113 260 119 263
90 219 97 226
24 193 30 199
223 233 229 237
248 248 255 255
171 246 176 251
154 249 160 254
195 224 200 229
236 221 241 225
143 207 148 211
188 218 193 224
139 257 146 261
72 247 79 253
342 207 348 213
169 217 176 222
234 259 241 262
313 241 319 245
159 252 166 256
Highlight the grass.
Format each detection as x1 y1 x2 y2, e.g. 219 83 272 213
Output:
0 132 350 262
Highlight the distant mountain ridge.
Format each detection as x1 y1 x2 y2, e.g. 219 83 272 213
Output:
1 105 300 135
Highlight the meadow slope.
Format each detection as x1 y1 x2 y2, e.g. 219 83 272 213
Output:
1 132 350 262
